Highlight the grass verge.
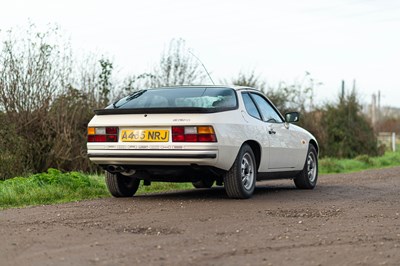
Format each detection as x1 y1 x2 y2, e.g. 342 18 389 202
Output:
0 168 193 209
0 169 109 209
319 151 400 174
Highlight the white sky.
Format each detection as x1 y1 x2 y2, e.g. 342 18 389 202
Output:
1 0 400 107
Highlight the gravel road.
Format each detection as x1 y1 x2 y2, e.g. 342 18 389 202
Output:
1 167 399 266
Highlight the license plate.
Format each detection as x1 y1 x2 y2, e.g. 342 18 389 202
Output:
120 129 169 142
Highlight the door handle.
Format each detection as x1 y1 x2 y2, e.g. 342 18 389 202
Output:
268 129 276 134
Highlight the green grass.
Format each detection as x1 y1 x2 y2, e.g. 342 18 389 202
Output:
319 151 400 174
1 151 399 210
137 182 192 194
0 169 110 209
0 168 193 210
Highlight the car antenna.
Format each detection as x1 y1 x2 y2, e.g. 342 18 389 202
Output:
188 50 215 85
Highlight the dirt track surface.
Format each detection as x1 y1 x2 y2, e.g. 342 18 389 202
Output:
1 168 400 266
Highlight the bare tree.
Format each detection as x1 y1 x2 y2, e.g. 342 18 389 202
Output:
98 58 113 106
266 72 321 113
227 70 266 90
154 38 207 86
121 38 208 95
121 73 157 95
0 25 70 114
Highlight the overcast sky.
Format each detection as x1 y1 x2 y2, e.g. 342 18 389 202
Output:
1 0 400 107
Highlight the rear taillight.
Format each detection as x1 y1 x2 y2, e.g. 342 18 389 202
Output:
88 127 118 142
172 126 217 142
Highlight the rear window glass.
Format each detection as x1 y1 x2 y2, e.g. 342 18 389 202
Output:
109 87 237 110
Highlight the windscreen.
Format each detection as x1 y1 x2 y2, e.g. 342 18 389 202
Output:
108 87 237 110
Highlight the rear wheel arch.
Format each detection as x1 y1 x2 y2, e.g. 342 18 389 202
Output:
243 140 261 171
309 140 319 155
294 144 318 189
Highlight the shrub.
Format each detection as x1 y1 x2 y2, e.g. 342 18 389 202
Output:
0 113 29 179
321 90 378 158
0 24 105 178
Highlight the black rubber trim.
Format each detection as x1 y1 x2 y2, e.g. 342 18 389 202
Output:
88 153 217 159
94 107 237 115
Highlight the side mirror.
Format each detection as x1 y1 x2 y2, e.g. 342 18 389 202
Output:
285 112 300 123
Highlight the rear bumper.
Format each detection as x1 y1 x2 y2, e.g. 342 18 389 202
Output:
87 149 218 166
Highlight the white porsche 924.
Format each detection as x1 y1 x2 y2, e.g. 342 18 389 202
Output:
87 86 318 199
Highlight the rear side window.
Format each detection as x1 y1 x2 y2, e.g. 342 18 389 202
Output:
242 93 261 120
110 87 237 110
250 93 283 123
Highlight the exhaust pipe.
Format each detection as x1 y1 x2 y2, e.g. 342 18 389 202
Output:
107 165 125 173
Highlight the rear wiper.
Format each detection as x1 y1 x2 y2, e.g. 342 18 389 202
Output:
112 99 120 108
126 90 147 101
112 90 147 108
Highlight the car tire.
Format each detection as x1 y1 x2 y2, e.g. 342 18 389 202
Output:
192 179 214 189
105 171 140 197
294 144 318 189
224 144 256 199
